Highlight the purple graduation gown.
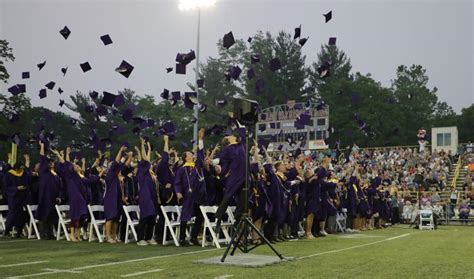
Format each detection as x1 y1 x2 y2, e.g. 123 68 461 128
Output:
216 127 246 200
137 160 159 219
250 163 272 220
36 155 63 221
155 152 175 203
103 161 123 220
59 162 98 223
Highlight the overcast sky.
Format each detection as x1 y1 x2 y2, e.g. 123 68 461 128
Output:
1 0 472 114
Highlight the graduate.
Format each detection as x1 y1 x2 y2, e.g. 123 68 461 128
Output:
135 138 160 246
36 141 63 239
174 129 207 246
52 148 102 242
103 145 130 243
3 154 31 238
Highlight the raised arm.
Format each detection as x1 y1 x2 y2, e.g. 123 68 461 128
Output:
51 149 65 164
65 147 71 162
115 145 127 163
134 146 142 161
163 135 169 153
146 142 152 161
39 141 45 156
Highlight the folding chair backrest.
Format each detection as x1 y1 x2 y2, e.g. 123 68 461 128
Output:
124 205 140 220
161 206 179 222
0 205 7 231
227 206 237 223
26 204 40 240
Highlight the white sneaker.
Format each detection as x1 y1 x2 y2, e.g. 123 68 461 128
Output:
147 239 158 245
319 230 328 236
137 240 149 246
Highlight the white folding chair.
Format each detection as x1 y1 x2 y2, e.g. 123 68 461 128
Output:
227 206 237 224
55 205 71 241
88 205 106 242
160 205 180 246
419 209 435 230
0 205 8 232
122 205 140 244
26 205 41 240
336 209 347 233
200 206 232 248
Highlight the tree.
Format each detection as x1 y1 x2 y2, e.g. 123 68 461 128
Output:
0 40 15 83
0 93 32 157
458 104 474 143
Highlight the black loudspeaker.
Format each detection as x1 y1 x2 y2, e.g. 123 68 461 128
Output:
233 98 259 126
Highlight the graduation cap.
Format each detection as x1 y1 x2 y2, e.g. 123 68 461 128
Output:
114 94 125 107
160 121 177 135
261 113 267 121
59 26 71 40
132 126 140 136
251 54 260 64
258 124 266 132
228 65 242 80
89 91 99 99
59 99 65 107
11 134 21 145
166 67 173 73
324 11 332 23
247 37 252 43
215 100 227 107
80 62 92 73
299 37 308 47
407 93 414 100
298 113 311 126
58 87 63 94
317 62 331 78
256 78 265 93
112 125 126 135
199 103 207 113
175 50 196 65
115 60 134 78
190 116 197 124
328 37 337 46
22 72 30 79
316 100 326 111
258 138 270 151
223 31 235 49
11 84 22 95
37 60 46 71
39 88 47 99
96 105 108 116
184 92 197 109
101 91 117 106
61 67 68 76
171 91 181 105
45 81 55 90
70 118 78 125
100 34 113 45
197 79 205 88
160 88 170 99
269 58 281 72
294 25 301 39
176 63 186 75
147 119 155 128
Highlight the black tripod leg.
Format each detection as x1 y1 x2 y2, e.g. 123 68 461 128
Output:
246 218 284 259
221 218 243 262
230 222 246 256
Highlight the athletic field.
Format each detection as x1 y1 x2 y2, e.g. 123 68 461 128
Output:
1 226 472 279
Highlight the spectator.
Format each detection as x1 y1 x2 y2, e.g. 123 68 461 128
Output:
458 201 471 224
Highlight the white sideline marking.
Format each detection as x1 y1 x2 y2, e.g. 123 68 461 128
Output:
0 240 30 244
215 275 234 279
120 268 163 277
42 268 83 274
8 248 219 278
298 233 411 260
0 261 48 268
338 234 382 239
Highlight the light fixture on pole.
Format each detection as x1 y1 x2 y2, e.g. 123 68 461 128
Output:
178 0 217 147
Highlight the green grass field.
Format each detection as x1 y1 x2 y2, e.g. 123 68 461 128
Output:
1 225 473 278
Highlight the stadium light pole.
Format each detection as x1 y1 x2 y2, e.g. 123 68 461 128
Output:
178 0 217 147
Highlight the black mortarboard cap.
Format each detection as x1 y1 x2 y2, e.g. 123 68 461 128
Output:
229 65 242 80
160 88 169 99
70 118 77 125
114 94 125 107
197 79 204 88
45 81 55 90
251 54 260 64
166 67 173 73
89 91 99 99
160 121 177 135
80 62 92 73
269 58 281 72
176 63 186 75
96 105 108 116
171 91 181 104
58 87 63 94
294 119 305 130
122 108 134 122
328 37 336 46
270 123 276 129
324 11 332 23
59 26 71 40
100 34 113 45
37 60 46 71
258 138 270 150
12 134 21 145
147 119 155 128
22 72 30 79
8 85 21 96
247 37 252 43
61 67 68 76
115 60 134 78
247 68 255 80
59 99 65 107
39 88 47 99
101 91 117 106
223 31 235 49
299 37 308 46
299 113 311 125
317 62 331 78
294 25 301 39
199 104 207 113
